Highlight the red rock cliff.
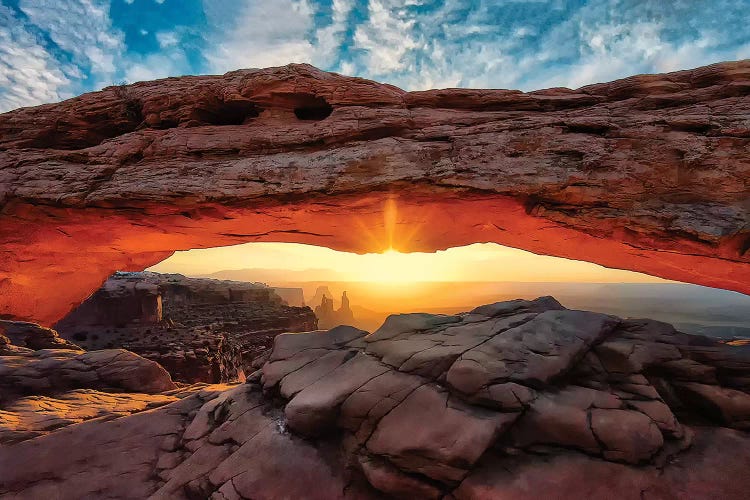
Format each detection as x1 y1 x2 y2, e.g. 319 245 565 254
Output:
1 61 749 325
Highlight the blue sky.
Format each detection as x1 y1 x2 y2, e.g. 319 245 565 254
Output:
1 0 749 112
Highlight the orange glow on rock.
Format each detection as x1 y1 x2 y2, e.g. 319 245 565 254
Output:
2 187 749 326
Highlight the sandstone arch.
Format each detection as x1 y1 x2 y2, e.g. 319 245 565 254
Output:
1 61 749 325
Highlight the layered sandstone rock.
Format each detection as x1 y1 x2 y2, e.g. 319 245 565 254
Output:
1 298 749 499
0 335 184 445
0 389 180 444
54 272 318 383
0 320 81 351
0 348 176 401
1 62 749 325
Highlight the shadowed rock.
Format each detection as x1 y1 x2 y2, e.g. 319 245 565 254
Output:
0 321 81 352
0 348 176 399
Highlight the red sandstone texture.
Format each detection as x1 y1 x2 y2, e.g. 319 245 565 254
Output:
1 61 749 325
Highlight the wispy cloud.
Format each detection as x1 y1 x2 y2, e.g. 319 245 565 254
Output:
352 0 419 75
202 0 317 72
312 0 353 69
1 0 748 113
18 0 124 86
0 4 71 111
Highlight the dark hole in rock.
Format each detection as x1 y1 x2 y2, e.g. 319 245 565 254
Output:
193 100 261 126
741 236 750 257
293 96 333 121
152 119 179 130
72 332 88 341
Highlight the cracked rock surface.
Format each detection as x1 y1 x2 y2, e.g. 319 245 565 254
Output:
1 297 749 499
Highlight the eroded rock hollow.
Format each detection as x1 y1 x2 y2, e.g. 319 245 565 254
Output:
1 61 750 324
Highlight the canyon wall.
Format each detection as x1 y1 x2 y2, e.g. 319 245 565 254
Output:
54 272 318 383
1 61 748 325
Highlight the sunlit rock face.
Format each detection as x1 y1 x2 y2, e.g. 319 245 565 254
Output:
1 297 749 498
1 61 749 325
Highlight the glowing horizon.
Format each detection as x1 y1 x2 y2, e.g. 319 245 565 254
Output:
148 195 673 285
147 242 675 285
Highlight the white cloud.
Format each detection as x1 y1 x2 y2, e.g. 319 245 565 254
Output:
203 0 317 73
122 52 187 83
18 0 125 86
352 0 418 75
203 0 362 75
313 0 354 68
345 1 747 92
0 5 71 112
156 31 179 48
517 21 727 91
736 43 750 60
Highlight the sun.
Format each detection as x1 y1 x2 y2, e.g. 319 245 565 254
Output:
351 248 437 284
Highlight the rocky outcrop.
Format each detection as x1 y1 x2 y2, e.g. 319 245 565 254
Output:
54 272 318 383
104 327 245 385
0 385 233 499
54 271 284 328
1 62 749 325
0 348 176 402
1 297 749 499
0 327 223 446
314 290 356 329
0 320 81 351
0 389 180 444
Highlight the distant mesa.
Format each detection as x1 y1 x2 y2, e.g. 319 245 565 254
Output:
310 285 336 310
314 287 356 329
205 267 348 285
53 271 317 383
270 287 306 307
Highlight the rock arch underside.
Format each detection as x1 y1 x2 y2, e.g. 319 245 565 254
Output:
1 61 750 500
1 61 749 325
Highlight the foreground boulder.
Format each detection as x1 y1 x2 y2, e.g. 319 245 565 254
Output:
0 348 176 401
0 336 195 447
0 320 81 351
1 297 749 499
0 389 181 444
